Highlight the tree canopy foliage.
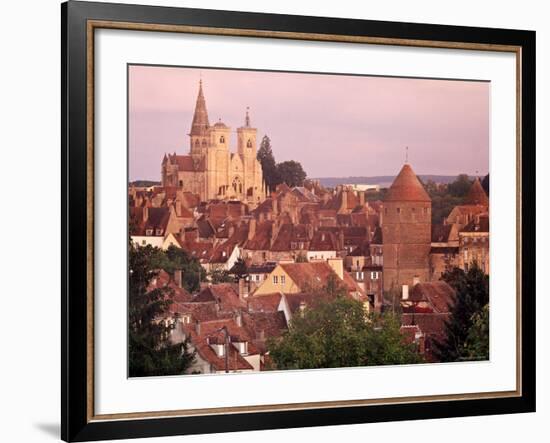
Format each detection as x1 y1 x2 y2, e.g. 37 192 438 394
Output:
128 244 196 377
268 295 422 370
276 160 307 188
149 245 205 293
435 263 489 362
257 135 307 191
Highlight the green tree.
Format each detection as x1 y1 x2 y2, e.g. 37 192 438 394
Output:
128 244 196 377
208 267 234 284
276 160 307 187
460 304 489 361
149 245 205 293
434 263 489 362
268 297 421 370
257 135 280 191
447 174 472 197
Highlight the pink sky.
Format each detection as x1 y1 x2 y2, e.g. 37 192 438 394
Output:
129 65 489 181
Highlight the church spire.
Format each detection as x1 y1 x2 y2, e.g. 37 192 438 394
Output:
245 107 251 127
190 79 210 136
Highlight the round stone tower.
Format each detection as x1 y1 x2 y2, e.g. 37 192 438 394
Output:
382 163 432 295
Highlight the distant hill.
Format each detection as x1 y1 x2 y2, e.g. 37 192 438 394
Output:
130 180 161 187
313 175 472 189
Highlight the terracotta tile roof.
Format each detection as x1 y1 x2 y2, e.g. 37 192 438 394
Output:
243 311 287 339
247 292 282 313
193 284 246 311
371 226 383 244
385 164 431 202
465 178 489 206
178 239 214 262
243 220 273 250
148 269 193 303
130 207 171 236
248 262 278 275
401 312 451 347
409 281 455 313
432 224 453 243
349 241 370 257
309 230 339 251
194 341 254 371
279 262 362 295
169 154 206 172
196 217 215 239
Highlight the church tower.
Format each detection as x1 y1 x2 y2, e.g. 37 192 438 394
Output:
237 108 257 158
382 163 432 295
189 80 210 159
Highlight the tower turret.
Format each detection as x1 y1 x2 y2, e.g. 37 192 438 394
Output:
190 80 210 157
382 163 432 294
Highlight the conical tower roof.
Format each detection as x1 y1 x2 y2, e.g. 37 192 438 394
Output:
190 80 210 136
465 178 489 206
385 164 431 202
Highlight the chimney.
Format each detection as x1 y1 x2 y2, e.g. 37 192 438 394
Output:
338 230 345 250
402 284 409 300
240 203 246 216
307 224 314 240
142 206 149 223
259 211 265 223
238 278 249 300
235 311 243 327
272 196 278 215
174 269 183 288
327 257 344 281
258 329 265 341
340 190 348 212
248 218 257 240
195 320 201 335
358 190 365 206
228 225 235 238
175 199 182 217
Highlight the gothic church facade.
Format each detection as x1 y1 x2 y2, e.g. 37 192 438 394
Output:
161 81 266 207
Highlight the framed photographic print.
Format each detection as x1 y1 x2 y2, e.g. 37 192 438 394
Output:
61 1 536 441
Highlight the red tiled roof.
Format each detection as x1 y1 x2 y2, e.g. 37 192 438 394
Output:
169 154 205 172
465 178 489 206
385 164 431 202
432 224 453 243
247 293 282 313
409 281 455 313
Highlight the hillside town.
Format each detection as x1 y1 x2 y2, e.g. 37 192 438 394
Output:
129 81 490 374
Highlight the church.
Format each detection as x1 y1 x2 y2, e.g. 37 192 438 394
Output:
161 80 266 207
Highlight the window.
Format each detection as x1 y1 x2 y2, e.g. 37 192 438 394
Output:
141 240 146 245
371 271 379 280
220 135 225 143
247 139 252 148
273 275 278 284
412 207 416 213
146 229 153 236
281 275 286 285
156 229 163 236
179 180 183 187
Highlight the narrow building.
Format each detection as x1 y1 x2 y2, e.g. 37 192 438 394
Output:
382 163 432 296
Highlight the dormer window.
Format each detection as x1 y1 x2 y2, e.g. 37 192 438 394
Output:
156 229 163 236
145 229 153 236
